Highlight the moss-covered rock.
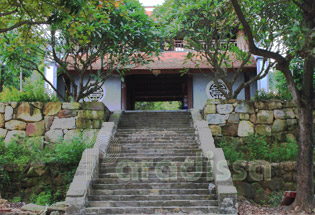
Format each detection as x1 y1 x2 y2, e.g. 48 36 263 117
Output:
272 119 287 132
16 103 42 122
81 102 105 111
62 102 81 110
77 110 104 120
235 102 254 114
209 125 221 136
204 104 216 115
255 125 272 136
257 110 274 124
43 102 61 116
26 121 45 136
238 121 254 137
5 120 26 130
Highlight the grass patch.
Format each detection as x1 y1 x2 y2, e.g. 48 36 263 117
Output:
215 135 298 163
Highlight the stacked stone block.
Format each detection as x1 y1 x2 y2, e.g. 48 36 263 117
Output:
230 161 315 204
0 102 110 144
203 99 309 142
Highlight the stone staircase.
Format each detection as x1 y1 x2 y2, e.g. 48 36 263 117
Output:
85 111 219 214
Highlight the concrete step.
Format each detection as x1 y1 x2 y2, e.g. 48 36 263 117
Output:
99 166 211 174
99 162 210 169
115 132 196 136
100 156 206 162
96 176 213 183
98 172 211 180
117 140 197 144
117 149 201 153
100 159 210 165
88 194 216 201
116 141 198 145
121 113 191 116
118 146 200 150
88 199 218 207
116 128 195 132
107 152 202 157
118 126 192 129
119 118 191 121
119 120 192 122
91 182 209 190
116 138 197 142
117 142 199 146
91 188 211 196
85 206 218 214
115 134 196 137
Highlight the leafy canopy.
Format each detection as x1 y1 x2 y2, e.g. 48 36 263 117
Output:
153 0 271 99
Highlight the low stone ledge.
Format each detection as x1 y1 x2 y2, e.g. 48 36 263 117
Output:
65 111 122 215
65 148 99 214
190 109 237 215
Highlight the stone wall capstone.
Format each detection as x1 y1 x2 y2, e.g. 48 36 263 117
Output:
0 102 111 143
203 99 314 142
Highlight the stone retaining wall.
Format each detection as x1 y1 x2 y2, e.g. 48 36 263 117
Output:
0 102 110 144
203 99 314 142
1 162 76 202
230 161 315 204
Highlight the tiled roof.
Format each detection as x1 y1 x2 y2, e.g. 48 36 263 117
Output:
67 51 256 71
133 52 256 70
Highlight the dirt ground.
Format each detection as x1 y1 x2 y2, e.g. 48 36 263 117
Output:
1 198 315 215
238 199 315 215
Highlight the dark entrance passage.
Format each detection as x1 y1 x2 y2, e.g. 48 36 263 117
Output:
122 74 193 110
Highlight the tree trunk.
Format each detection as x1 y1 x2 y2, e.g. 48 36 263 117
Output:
293 104 314 212
0 66 4 93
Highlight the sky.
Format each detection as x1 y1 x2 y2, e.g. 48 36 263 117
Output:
138 0 165 6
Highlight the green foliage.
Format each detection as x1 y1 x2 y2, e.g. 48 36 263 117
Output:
266 191 284 207
215 135 299 162
272 58 315 100
12 197 21 203
42 137 93 165
35 191 52 206
0 78 58 102
0 135 93 203
213 137 244 163
153 0 261 99
135 101 182 110
1 0 160 102
253 90 291 101
0 0 84 35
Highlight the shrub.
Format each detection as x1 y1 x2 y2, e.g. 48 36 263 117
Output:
0 136 93 204
35 191 52 206
266 191 284 207
253 90 291 101
215 135 299 163
215 137 244 163
42 136 93 165
12 197 22 203
0 78 58 102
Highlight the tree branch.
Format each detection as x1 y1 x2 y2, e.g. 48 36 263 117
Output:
230 0 301 103
230 0 287 63
0 20 48 33
0 9 18 17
